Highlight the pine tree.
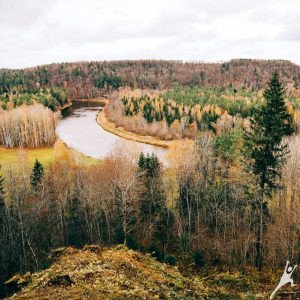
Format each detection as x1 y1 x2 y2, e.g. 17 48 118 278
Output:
66 196 82 247
244 72 294 270
137 153 166 247
30 159 44 189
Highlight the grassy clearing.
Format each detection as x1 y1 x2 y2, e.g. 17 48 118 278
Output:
0 141 100 172
0 147 55 171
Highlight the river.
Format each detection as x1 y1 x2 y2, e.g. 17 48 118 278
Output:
56 101 168 162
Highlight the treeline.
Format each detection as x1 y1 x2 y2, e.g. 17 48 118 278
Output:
0 104 58 148
1 59 300 99
0 88 68 111
94 74 122 91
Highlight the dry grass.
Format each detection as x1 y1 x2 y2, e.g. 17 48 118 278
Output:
8 245 207 299
7 245 279 300
0 141 99 173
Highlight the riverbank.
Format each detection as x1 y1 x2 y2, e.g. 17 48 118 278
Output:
68 98 108 105
0 141 99 172
96 105 193 148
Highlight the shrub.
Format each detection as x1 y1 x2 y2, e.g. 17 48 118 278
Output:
164 255 177 266
193 250 205 268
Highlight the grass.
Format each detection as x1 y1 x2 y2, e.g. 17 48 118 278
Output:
0 147 55 171
0 141 100 172
6 245 276 299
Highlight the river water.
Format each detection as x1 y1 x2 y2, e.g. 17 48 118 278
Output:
56 101 168 161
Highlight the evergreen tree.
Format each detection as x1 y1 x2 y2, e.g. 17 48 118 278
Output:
66 196 82 247
30 159 44 189
244 72 294 270
137 153 166 247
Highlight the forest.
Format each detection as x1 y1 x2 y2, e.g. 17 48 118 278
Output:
0 88 67 111
105 86 300 140
0 64 300 298
1 59 300 99
0 104 58 148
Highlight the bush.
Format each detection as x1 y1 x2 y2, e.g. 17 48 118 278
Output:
193 250 205 268
126 234 138 250
149 245 163 262
164 255 177 266
213 129 242 161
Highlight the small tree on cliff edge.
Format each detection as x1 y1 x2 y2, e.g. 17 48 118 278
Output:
244 71 294 270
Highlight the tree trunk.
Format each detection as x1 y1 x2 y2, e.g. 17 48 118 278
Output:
255 190 264 271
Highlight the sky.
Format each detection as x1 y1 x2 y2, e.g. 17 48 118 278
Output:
0 0 300 68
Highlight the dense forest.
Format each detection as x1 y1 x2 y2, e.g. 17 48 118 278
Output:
1 59 300 99
105 86 300 140
0 60 300 298
0 88 67 111
1 73 299 298
0 104 58 148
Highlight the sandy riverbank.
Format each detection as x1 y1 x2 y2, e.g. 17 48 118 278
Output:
96 106 186 148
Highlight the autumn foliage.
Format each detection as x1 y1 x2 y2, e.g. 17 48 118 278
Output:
0 104 58 148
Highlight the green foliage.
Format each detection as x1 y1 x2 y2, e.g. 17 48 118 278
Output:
214 129 243 161
94 74 122 90
138 153 165 220
244 72 294 194
0 71 26 94
193 250 205 268
149 244 163 261
66 196 83 247
161 86 260 117
126 234 138 250
121 86 300 134
30 159 44 189
138 152 161 177
0 88 67 110
137 153 172 251
243 72 295 270
122 94 202 127
164 254 177 265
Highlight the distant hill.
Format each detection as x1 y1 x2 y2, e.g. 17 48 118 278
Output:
1 59 299 99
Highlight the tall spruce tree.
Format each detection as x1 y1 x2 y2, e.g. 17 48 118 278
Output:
30 159 44 189
244 72 294 270
137 153 166 247
66 196 82 247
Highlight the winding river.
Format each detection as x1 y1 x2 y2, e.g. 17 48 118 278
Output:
56 101 168 162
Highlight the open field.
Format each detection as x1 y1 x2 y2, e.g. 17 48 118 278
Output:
0 147 55 170
0 141 100 172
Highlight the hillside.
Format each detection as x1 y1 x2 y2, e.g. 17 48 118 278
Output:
1 59 299 99
5 245 278 300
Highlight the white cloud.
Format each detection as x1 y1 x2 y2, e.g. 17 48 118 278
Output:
0 0 299 68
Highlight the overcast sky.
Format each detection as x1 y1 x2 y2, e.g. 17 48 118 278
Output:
1 0 300 68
